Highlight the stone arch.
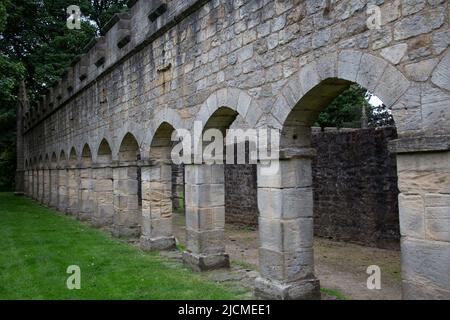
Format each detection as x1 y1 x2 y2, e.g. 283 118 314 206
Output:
69 147 78 166
254 50 412 300
194 88 264 131
44 154 50 169
51 153 58 169
97 138 113 164
118 132 141 162
81 144 93 167
115 122 145 160
59 150 67 166
139 121 179 251
149 122 177 161
143 109 186 159
266 50 411 132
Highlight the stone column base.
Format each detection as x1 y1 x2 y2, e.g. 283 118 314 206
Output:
182 252 230 272
254 277 321 300
140 236 176 251
112 225 141 239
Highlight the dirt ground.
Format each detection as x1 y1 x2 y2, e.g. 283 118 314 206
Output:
172 213 402 300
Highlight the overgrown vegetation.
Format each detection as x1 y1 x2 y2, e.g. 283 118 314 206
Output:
0 192 240 299
316 84 395 129
0 0 128 191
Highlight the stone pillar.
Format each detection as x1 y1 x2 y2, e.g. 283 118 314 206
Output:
38 168 44 203
183 164 229 271
140 162 176 251
43 168 51 206
92 165 114 228
50 168 59 208
30 170 34 198
112 163 141 238
33 169 38 200
58 167 68 212
23 170 29 196
254 155 320 300
67 167 80 215
391 137 450 299
78 167 94 221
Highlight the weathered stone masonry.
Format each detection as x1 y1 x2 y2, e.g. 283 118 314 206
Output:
16 0 450 300
224 127 401 250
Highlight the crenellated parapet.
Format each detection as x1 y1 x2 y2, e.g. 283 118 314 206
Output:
25 0 210 133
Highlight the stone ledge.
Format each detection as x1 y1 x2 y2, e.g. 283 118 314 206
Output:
140 236 176 251
182 251 230 272
389 135 450 154
254 277 320 300
279 147 317 159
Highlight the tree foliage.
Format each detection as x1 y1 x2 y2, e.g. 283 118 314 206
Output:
0 0 127 190
316 84 394 129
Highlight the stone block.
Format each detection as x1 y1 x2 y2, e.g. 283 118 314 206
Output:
254 277 320 300
185 183 225 207
258 188 313 219
282 218 314 249
257 158 313 188
182 251 230 272
402 280 450 300
185 229 225 255
141 217 173 238
185 206 225 231
401 238 450 292
397 151 450 194
425 200 450 242
338 50 362 82
259 247 314 282
399 194 425 239
140 235 176 251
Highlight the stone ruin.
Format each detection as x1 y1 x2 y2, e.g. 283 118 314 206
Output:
15 0 450 299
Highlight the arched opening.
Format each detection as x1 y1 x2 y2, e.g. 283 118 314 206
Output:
114 133 141 238
58 150 68 212
93 139 114 228
69 148 77 166
97 139 112 164
79 144 94 221
119 133 140 162
81 144 93 166
183 106 259 271
255 78 401 300
67 147 79 215
140 122 177 251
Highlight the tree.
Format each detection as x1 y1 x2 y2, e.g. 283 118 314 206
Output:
0 0 128 190
316 84 394 129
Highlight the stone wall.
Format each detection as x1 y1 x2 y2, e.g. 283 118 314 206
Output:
312 127 400 249
19 0 450 299
223 127 400 249
225 163 259 227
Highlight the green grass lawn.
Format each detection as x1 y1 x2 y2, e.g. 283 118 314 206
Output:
0 193 241 300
